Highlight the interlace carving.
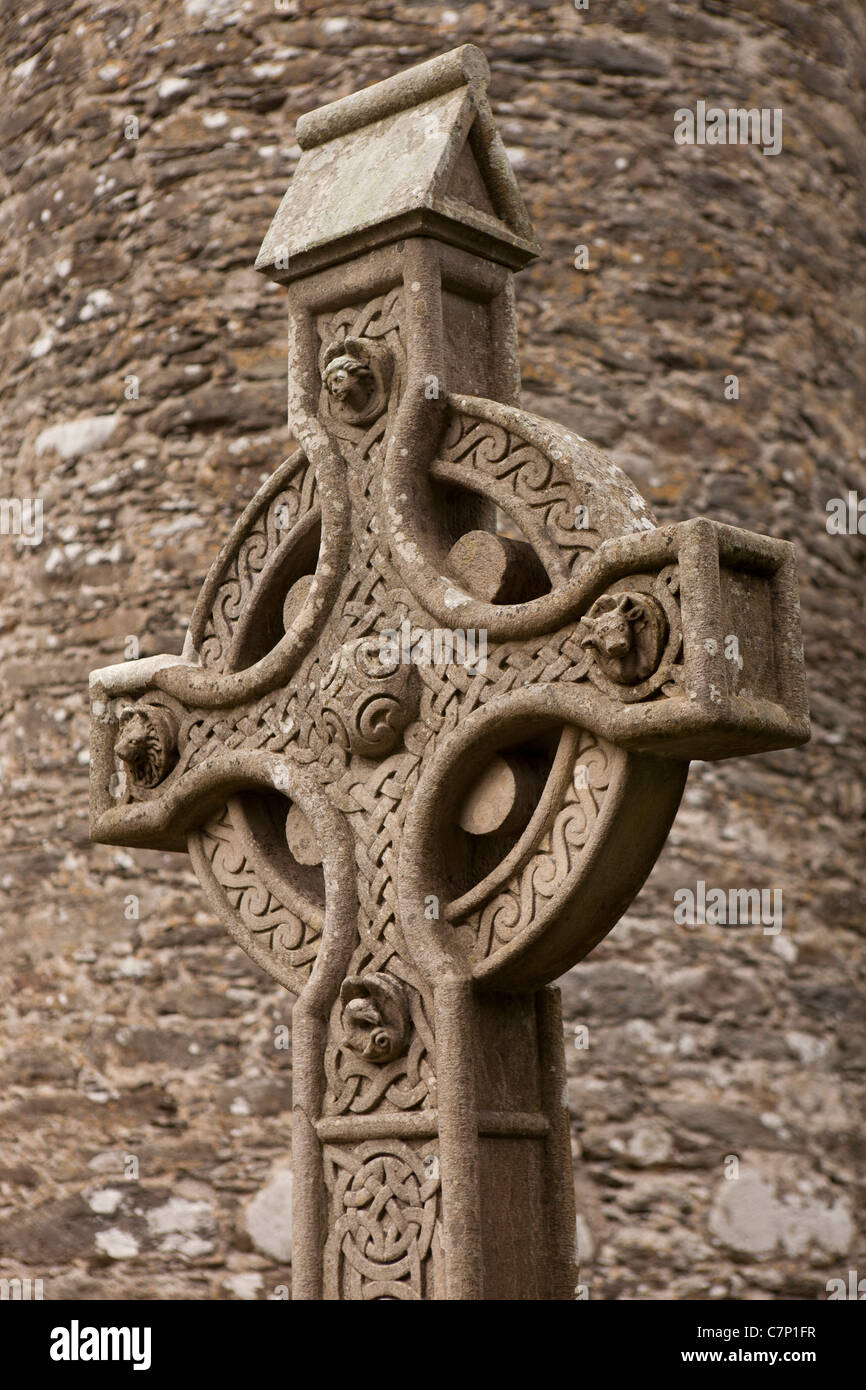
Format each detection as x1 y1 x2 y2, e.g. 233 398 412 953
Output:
324 1141 441 1300
89 46 808 1300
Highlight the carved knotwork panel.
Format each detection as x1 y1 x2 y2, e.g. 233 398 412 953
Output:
323 1140 442 1301
320 636 421 758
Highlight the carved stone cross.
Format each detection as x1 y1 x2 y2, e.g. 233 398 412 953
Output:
89 47 809 1300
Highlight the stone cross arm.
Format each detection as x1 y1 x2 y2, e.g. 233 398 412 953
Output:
89 46 808 1300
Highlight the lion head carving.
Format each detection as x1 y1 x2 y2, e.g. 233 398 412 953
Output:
115 703 178 790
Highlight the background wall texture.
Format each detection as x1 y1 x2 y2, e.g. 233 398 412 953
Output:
0 0 864 1300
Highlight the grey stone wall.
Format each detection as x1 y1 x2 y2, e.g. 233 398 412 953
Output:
0 0 863 1299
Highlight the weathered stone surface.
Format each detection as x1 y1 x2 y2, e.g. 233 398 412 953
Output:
243 1167 294 1264
709 1168 855 1261
0 0 862 1302
83 38 808 1303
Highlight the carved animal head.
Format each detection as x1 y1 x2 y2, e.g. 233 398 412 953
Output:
115 704 178 789
580 592 666 685
340 972 410 1064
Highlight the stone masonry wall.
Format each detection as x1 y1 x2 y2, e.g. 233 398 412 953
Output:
0 0 863 1300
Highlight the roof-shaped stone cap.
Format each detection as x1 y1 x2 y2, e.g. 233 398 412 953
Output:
255 45 540 283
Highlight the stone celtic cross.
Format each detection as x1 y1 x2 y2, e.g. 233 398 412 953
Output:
89 47 809 1300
